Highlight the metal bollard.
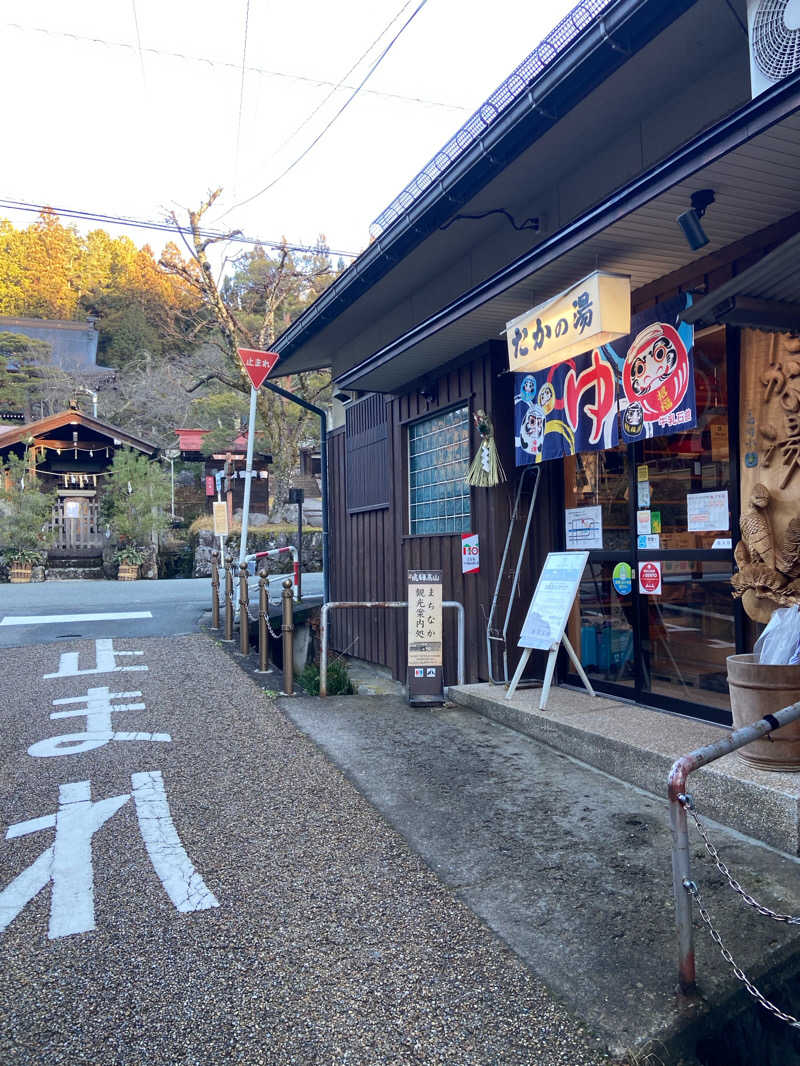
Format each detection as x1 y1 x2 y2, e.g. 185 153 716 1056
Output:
223 561 234 642
256 570 269 673
239 563 249 655
282 578 294 695
210 550 220 629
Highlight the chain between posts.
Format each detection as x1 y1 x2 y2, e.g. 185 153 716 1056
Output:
223 560 234 642
238 564 249 656
680 795 800 1028
258 571 281 641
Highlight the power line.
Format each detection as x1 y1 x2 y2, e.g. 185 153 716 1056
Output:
233 0 251 193
129 0 147 90
0 197 361 260
2 21 464 113
273 0 414 155
219 0 430 218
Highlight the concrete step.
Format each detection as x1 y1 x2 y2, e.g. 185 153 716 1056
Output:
448 682 800 856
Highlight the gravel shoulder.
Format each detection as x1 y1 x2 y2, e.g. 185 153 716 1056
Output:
0 633 611 1066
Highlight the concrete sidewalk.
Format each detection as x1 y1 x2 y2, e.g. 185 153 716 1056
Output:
284 690 800 1064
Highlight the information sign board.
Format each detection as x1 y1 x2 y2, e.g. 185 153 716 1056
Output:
564 506 602 550
407 570 444 705
518 551 589 651
461 533 480 574
212 501 229 537
507 551 595 708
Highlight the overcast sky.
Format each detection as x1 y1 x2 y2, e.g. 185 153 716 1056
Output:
1 0 578 258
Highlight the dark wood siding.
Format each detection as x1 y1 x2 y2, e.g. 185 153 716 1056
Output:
345 393 390 513
328 340 557 683
327 212 800 686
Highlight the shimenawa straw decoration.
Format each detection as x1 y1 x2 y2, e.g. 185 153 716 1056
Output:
466 409 506 487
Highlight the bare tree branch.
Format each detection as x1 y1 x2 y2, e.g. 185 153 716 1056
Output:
185 371 246 394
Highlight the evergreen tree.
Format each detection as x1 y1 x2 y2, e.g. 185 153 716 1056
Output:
102 448 171 547
0 451 56 562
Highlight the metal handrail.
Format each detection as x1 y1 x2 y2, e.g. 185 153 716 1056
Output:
668 698 800 993
319 600 465 698
244 546 300 600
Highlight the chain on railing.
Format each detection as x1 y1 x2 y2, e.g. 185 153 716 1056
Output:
257 573 282 639
669 699 800 994
679 794 800 1028
682 795 800 925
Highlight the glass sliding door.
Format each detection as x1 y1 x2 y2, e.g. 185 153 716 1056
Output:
562 326 736 723
564 445 636 694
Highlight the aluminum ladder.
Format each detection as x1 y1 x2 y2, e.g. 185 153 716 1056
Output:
486 464 541 684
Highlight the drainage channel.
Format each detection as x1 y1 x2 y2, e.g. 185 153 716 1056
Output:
695 970 800 1066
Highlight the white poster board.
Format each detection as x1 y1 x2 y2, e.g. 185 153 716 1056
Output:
508 551 595 707
518 551 589 650
687 490 729 532
564 507 603 550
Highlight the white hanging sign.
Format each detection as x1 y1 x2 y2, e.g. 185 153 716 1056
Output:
506 271 631 374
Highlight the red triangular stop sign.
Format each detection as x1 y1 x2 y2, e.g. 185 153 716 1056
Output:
237 348 280 389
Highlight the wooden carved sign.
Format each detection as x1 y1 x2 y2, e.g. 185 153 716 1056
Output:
737 332 800 621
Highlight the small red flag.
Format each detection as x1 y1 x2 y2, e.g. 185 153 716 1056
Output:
237 348 280 390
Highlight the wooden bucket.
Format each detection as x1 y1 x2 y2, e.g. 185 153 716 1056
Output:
117 563 139 581
9 562 32 584
727 653 800 771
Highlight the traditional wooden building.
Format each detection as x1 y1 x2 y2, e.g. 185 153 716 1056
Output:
173 428 272 518
0 409 158 563
271 0 800 725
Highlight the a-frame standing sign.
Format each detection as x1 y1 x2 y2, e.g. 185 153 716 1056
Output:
506 551 596 708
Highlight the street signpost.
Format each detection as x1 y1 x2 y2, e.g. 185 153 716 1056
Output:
236 349 279 572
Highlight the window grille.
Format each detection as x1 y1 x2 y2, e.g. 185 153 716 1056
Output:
408 406 471 535
345 394 390 512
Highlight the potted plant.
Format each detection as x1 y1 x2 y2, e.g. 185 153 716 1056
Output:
729 482 800 770
104 448 170 580
115 543 147 581
0 450 55 583
6 547 46 583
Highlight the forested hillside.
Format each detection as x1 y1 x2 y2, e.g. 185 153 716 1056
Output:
0 207 341 504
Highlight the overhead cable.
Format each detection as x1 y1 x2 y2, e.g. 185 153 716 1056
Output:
129 0 147 89
218 0 430 218
0 197 361 260
234 0 252 192
273 0 414 155
2 21 463 112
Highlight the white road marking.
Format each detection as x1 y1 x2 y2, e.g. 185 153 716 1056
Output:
44 639 148 678
1 774 219 938
132 771 219 912
50 781 130 938
27 686 171 758
0 612 152 626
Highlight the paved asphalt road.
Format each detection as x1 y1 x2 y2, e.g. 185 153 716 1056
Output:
0 634 612 1066
0 574 323 648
